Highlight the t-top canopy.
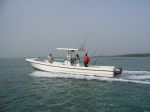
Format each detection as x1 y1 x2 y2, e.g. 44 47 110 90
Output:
57 48 79 51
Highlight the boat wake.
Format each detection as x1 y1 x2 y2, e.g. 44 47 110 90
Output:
29 70 150 85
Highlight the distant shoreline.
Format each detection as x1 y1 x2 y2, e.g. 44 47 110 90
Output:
95 53 150 57
114 53 150 57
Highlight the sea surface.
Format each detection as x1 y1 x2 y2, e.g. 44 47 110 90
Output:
0 57 150 112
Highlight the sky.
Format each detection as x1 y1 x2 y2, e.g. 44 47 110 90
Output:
0 0 150 58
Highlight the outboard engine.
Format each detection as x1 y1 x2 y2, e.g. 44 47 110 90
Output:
114 67 122 75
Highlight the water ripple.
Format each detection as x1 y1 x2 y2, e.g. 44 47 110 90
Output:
29 70 150 85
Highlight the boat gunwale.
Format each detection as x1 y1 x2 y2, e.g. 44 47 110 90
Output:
26 59 115 73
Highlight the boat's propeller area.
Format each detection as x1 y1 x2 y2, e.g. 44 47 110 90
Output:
114 67 122 74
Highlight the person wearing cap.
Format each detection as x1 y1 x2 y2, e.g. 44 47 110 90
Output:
48 53 54 63
76 54 80 63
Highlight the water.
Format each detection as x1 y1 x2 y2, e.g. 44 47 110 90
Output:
0 57 150 112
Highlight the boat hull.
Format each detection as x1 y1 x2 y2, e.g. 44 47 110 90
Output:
26 58 121 77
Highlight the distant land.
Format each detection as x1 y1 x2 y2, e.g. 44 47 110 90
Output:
114 53 150 57
96 53 150 57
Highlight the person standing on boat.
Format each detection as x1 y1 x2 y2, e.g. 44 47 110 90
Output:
76 54 80 63
83 53 90 67
48 53 54 63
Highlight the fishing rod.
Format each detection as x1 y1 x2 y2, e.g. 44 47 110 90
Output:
92 48 105 65
79 33 90 51
79 38 88 51
91 46 100 65
87 39 96 54
90 41 103 65
91 45 99 57
92 55 99 65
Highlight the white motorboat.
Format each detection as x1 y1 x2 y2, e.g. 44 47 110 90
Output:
26 48 122 77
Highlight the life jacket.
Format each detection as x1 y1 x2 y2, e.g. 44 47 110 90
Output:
84 56 90 63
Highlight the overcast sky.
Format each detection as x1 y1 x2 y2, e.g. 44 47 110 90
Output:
0 0 150 58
